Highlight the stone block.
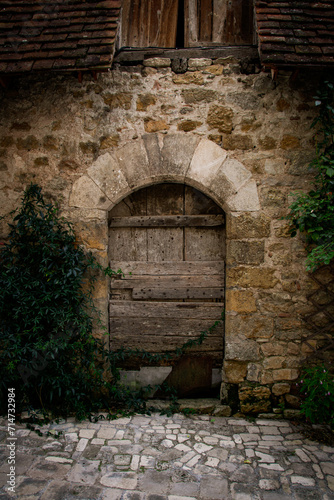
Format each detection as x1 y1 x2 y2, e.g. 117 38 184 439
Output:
223 133 254 151
69 175 111 210
100 471 138 489
280 135 300 150
144 119 169 133
226 179 261 212
272 383 290 396
207 105 234 133
225 336 260 361
100 134 120 150
186 138 227 188
177 120 202 131
161 134 200 180
273 369 299 381
263 357 284 370
136 93 156 111
226 290 257 313
172 71 204 85
87 153 129 203
226 91 262 110
261 343 285 357
205 64 224 75
114 140 151 189
74 221 107 251
181 88 218 104
219 157 252 192
259 136 277 150
228 213 271 239
143 57 171 67
239 385 271 414
223 360 247 383
188 58 212 69
260 186 287 208
247 363 262 382
227 267 278 289
225 314 273 340
228 240 265 265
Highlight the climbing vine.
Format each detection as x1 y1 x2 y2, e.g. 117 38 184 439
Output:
286 80 334 271
0 184 223 420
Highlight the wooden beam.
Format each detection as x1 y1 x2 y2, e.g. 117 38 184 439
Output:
109 214 225 227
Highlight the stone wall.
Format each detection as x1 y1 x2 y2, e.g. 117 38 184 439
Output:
0 55 324 414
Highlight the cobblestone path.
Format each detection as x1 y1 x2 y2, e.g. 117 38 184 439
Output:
0 414 334 499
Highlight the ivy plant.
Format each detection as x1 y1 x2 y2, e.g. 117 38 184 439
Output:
286 80 334 271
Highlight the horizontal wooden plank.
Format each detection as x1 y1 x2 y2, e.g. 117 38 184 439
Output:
109 301 224 319
109 215 225 227
109 261 225 276
110 274 224 289
110 335 223 354
113 46 259 62
132 287 224 300
110 317 223 337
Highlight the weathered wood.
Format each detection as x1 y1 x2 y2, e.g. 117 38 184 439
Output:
109 260 225 275
109 215 225 227
113 46 259 62
185 227 225 261
185 0 254 46
111 335 223 352
110 274 224 288
132 286 224 299
199 0 213 43
109 300 223 319
120 0 179 48
110 317 224 337
109 228 148 261
147 227 183 262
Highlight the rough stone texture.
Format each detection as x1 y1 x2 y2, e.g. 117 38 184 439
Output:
0 62 320 411
2 414 332 499
239 385 271 414
228 213 271 239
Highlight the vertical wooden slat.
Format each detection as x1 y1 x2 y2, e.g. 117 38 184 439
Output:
199 0 213 43
120 0 179 48
184 0 198 47
212 0 228 44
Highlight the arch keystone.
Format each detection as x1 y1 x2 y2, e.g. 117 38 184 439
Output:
114 140 151 189
161 134 200 179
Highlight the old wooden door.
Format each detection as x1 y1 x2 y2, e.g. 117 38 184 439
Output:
108 183 225 397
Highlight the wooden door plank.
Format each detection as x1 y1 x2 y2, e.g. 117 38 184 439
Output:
185 227 225 261
132 287 224 299
110 274 224 288
109 228 148 261
212 0 228 44
109 260 225 275
109 215 225 227
185 185 224 215
184 0 198 47
147 227 183 262
110 317 223 336
111 334 223 353
199 0 213 42
109 300 223 319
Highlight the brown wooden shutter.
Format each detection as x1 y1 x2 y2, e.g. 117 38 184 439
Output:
184 0 254 47
120 0 179 48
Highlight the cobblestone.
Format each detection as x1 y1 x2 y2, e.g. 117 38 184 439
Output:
0 414 333 499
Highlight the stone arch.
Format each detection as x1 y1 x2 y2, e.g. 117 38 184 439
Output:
69 134 260 214
69 133 262 393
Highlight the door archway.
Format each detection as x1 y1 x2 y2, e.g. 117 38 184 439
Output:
108 182 225 397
